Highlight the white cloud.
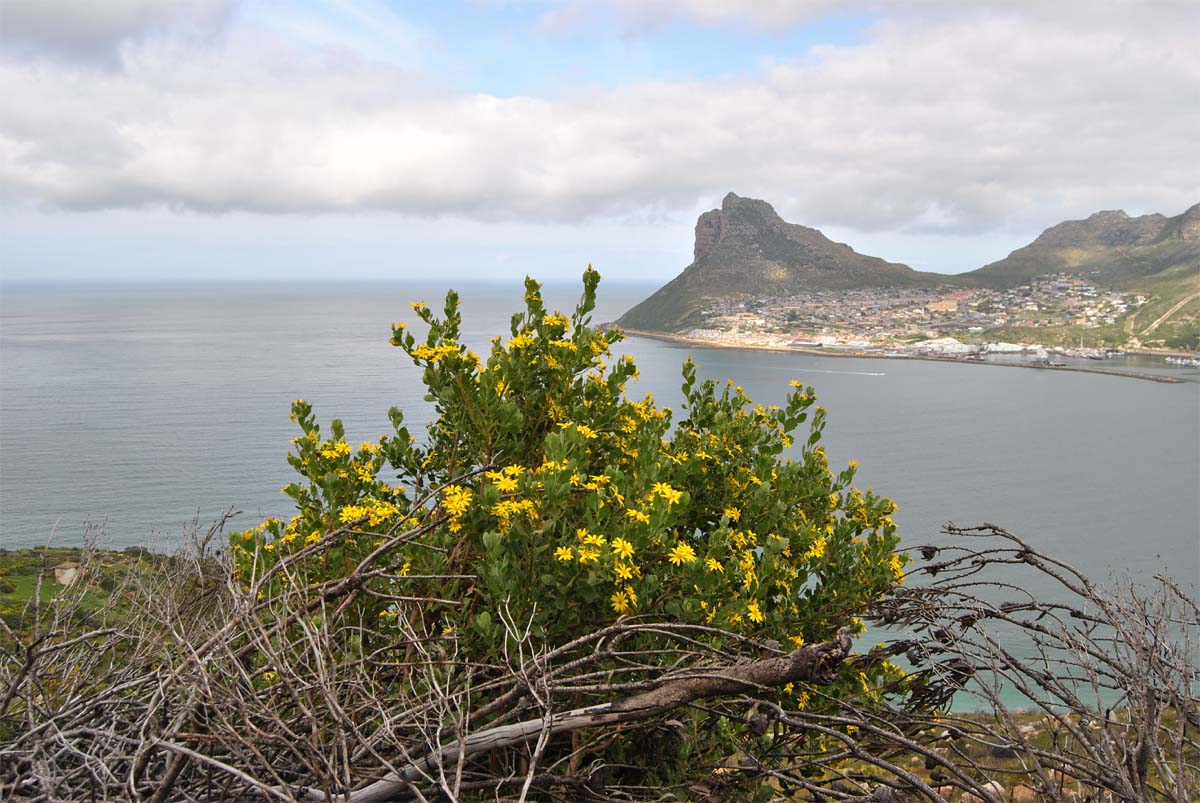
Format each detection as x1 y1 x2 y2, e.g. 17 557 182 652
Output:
0 0 239 62
536 0 843 34
536 0 1179 35
0 1 1197 237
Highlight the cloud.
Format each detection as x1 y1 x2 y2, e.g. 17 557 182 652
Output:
0 1 1197 235
536 0 843 34
1 0 238 62
535 0 1173 36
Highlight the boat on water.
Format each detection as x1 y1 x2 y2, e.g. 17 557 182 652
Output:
1060 336 1108 360
1164 355 1200 367
1061 347 1108 359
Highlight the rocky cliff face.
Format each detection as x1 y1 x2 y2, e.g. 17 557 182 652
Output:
693 207 723 262
1174 203 1200 241
689 193 926 292
617 193 948 332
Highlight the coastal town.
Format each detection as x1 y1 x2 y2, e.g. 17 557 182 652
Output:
681 272 1199 367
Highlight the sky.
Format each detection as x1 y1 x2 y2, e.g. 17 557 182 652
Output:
1 0 1197 283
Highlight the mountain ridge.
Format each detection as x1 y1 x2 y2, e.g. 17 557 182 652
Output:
964 203 1200 289
617 192 952 332
617 194 1199 333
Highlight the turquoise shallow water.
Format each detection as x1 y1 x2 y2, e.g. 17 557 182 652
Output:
2 280 1197 605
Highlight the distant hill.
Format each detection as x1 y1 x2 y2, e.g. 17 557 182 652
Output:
964 204 1200 290
616 193 952 332
617 194 1200 334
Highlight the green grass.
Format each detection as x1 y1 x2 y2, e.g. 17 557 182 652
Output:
1124 272 1200 349
1 572 64 609
0 547 158 636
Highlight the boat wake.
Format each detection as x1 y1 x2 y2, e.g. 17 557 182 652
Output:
789 367 886 377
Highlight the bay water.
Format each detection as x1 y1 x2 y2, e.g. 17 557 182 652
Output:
2 280 1197 604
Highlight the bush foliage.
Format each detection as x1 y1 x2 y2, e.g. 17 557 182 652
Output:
231 268 906 767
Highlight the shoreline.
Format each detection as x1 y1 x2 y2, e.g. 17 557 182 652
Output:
617 328 1187 385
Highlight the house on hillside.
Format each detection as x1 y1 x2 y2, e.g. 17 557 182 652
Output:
53 561 83 586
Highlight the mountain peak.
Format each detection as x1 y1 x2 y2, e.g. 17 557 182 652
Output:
695 193 789 262
719 191 787 219
1027 208 1167 251
618 194 944 332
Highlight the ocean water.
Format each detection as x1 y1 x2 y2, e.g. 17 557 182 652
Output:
2 281 1198 605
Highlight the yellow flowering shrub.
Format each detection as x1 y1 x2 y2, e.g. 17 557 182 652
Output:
232 267 908 774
